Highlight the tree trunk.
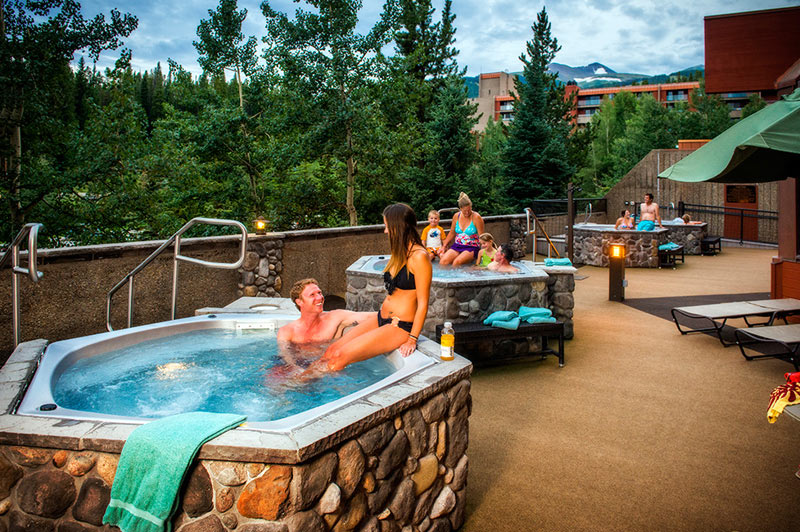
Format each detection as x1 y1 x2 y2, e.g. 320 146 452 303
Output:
9 124 24 229
235 65 244 109
346 122 357 226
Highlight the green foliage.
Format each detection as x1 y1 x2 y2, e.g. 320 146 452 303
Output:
741 93 767 119
0 0 137 241
503 7 572 210
194 0 258 108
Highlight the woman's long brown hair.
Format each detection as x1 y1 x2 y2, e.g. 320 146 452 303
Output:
383 203 423 277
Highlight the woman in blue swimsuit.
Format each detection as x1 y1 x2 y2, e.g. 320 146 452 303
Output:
321 203 432 370
439 192 485 266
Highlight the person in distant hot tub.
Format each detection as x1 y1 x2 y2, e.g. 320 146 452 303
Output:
615 210 634 230
320 203 432 371
438 192 485 266
637 192 663 230
487 244 519 273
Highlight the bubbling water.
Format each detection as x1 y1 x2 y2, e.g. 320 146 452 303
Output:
53 329 394 422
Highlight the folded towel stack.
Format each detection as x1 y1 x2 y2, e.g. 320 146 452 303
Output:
103 412 246 532
483 307 556 330
658 242 681 251
544 257 572 267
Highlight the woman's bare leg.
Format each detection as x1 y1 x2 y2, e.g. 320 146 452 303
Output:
322 325 410 371
452 250 475 265
439 249 460 265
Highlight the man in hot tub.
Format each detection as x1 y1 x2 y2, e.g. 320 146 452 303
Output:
637 192 663 230
278 278 372 344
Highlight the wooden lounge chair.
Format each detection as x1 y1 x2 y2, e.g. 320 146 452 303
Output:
735 323 800 370
671 298 800 347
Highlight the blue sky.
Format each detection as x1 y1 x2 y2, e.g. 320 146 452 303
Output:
76 0 796 77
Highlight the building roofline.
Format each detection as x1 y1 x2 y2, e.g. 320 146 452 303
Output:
704 5 800 21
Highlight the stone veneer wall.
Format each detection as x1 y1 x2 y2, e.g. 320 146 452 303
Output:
0 378 471 532
663 224 707 255
238 236 285 298
346 268 574 341
573 229 667 268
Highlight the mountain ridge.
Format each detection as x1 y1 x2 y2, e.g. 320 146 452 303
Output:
465 63 705 97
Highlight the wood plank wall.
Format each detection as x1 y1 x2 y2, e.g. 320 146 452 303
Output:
603 149 778 242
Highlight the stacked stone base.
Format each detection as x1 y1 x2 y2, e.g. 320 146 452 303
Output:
0 380 470 532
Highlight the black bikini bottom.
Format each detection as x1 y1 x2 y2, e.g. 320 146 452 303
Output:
377 312 413 333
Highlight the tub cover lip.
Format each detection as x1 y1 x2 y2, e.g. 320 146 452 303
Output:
347 255 550 285
572 223 670 234
1 322 471 464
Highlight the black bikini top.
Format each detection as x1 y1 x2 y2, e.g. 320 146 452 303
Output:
384 263 416 295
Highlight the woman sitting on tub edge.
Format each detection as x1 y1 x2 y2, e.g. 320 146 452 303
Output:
321 203 432 371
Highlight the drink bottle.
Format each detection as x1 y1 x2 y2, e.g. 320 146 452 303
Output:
440 322 455 361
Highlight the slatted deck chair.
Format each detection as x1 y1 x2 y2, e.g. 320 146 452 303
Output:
735 323 800 370
671 298 800 347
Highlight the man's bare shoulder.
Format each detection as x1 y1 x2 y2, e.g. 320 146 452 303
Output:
277 321 299 342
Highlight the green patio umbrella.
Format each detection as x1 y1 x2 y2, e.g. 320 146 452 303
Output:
659 88 800 183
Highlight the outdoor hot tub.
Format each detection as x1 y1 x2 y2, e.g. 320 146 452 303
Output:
346 255 576 339
573 223 669 267
1 307 472 531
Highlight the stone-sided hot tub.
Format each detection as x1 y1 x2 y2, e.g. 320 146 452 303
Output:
0 308 472 531
573 223 669 268
346 255 576 340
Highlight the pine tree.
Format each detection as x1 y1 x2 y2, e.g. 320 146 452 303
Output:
503 7 572 211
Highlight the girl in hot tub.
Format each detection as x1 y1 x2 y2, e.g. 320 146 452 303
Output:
320 203 432 371
487 244 519 273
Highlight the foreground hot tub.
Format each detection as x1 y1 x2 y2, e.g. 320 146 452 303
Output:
346 255 576 339
17 314 434 431
1 310 472 531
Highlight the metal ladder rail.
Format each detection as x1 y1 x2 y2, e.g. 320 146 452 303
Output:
524 208 561 259
583 202 593 224
106 217 248 332
0 223 44 347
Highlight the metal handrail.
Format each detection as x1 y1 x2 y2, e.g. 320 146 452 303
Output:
0 223 44 347
437 207 459 217
106 217 248 331
583 202 592 224
524 208 561 259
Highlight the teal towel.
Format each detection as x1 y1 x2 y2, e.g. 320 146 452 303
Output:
483 310 518 326
518 306 553 321
658 242 680 251
103 412 246 532
636 220 655 231
525 316 557 323
492 317 520 330
544 258 572 266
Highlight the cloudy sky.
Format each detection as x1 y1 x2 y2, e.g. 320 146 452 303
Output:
77 0 796 77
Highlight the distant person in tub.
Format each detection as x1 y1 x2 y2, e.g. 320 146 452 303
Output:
637 193 663 230
438 192 485 266
615 210 634 230
277 278 373 344
320 203 432 371
487 244 519 273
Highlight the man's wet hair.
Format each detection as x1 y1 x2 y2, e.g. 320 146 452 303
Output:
645 193 654 201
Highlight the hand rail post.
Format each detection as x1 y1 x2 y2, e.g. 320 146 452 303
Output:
106 217 248 331
0 223 44 347
739 208 744 245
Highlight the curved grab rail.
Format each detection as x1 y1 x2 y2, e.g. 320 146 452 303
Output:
106 217 248 331
524 208 561 259
437 207 459 217
583 202 593 224
0 223 44 346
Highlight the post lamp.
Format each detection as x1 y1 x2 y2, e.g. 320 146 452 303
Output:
608 243 626 301
254 216 268 235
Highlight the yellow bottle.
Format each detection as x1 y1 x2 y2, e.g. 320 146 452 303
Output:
440 322 455 361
